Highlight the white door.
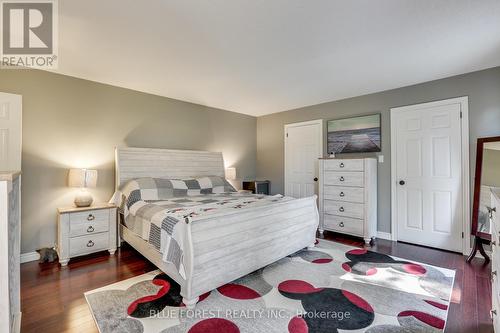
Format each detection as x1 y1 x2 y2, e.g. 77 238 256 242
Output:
0 93 22 171
391 98 467 252
285 120 323 198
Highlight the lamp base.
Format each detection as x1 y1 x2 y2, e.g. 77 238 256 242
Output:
74 191 93 207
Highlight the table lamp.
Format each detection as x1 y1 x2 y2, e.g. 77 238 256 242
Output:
68 168 97 207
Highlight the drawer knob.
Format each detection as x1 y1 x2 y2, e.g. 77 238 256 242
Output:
339 207 345 212
339 192 345 197
87 214 95 221
87 240 94 248
339 176 345 182
87 226 94 233
339 222 344 227
491 309 497 318
339 163 345 168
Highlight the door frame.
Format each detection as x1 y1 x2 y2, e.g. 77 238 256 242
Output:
284 119 323 197
390 96 470 254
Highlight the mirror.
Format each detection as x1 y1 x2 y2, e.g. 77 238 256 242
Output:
468 136 500 263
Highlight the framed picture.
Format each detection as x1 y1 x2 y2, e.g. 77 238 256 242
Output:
327 114 381 154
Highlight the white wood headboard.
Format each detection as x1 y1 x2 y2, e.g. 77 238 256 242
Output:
115 147 225 189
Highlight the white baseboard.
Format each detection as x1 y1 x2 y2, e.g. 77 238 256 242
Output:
20 251 40 263
377 232 392 240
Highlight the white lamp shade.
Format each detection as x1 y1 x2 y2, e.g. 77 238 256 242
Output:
225 167 236 180
68 168 98 188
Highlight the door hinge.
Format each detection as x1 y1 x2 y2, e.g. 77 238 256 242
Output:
286 132 288 138
462 232 464 238
460 111 462 119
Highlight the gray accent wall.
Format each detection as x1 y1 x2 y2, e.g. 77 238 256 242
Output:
257 66 500 234
0 69 256 253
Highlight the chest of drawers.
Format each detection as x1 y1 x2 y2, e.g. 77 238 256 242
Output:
318 158 377 245
56 203 117 266
490 189 500 330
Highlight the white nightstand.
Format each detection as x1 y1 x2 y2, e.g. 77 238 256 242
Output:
56 203 117 266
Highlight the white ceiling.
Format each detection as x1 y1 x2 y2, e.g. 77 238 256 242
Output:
54 0 500 116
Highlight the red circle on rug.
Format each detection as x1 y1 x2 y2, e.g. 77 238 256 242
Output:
366 267 378 276
398 310 445 329
312 258 333 264
347 249 367 255
188 318 240 333
341 263 352 272
341 290 374 313
278 280 323 294
217 283 261 300
288 316 308 333
402 263 427 276
424 300 448 310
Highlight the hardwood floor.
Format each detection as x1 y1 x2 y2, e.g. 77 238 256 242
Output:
20 233 493 333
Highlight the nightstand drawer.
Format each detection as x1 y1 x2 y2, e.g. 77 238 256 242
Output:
69 232 109 256
70 220 108 237
70 209 109 225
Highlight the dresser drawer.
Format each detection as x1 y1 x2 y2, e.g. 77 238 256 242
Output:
323 171 364 187
324 159 364 172
493 275 500 329
324 200 364 219
324 186 364 203
323 214 363 236
69 232 109 256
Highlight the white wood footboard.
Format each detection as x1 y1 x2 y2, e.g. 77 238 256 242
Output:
121 195 319 307
184 195 319 301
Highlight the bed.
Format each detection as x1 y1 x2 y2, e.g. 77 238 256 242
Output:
113 147 319 308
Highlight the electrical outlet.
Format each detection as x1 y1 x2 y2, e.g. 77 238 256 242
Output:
378 155 384 163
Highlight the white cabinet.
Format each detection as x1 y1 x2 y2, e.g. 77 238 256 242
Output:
57 204 117 266
319 158 377 244
0 172 21 333
490 189 500 331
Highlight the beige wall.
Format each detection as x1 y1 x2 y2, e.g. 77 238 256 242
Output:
482 148 500 187
257 66 500 234
0 69 256 253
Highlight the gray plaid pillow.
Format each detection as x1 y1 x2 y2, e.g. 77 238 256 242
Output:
194 175 237 194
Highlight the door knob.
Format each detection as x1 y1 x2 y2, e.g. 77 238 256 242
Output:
313 177 318 182
399 180 406 186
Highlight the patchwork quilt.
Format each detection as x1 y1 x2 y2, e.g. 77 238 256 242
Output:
112 177 291 279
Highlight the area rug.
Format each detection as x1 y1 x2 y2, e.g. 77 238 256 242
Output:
85 239 455 333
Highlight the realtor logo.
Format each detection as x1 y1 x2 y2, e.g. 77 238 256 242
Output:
1 0 58 68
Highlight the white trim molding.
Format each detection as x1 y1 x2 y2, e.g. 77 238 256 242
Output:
376 232 393 240
390 96 470 255
20 252 40 264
